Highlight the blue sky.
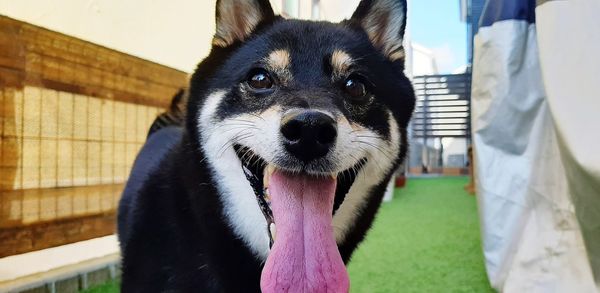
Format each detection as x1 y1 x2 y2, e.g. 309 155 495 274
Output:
410 0 467 73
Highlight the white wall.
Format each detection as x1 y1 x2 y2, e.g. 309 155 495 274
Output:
318 0 360 22
441 137 467 166
0 0 217 73
408 43 438 76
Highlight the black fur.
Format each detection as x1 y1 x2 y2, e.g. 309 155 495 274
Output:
147 89 188 137
118 0 415 292
119 137 264 292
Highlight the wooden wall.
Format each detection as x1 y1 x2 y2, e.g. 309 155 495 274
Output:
0 16 189 257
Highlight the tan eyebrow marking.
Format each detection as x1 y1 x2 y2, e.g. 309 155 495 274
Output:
331 50 354 77
265 49 292 83
267 49 290 71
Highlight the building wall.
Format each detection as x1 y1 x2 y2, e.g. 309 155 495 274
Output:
318 0 361 21
0 0 218 73
462 0 486 65
410 44 439 76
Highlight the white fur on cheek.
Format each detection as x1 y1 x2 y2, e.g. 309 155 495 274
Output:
333 111 401 243
236 107 284 166
198 91 270 260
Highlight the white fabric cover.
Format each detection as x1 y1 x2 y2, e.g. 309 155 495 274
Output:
471 18 598 292
536 1 600 289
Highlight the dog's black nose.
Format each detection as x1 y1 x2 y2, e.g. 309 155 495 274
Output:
280 110 337 162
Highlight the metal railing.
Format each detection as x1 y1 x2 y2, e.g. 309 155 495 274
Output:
408 73 472 174
411 73 471 140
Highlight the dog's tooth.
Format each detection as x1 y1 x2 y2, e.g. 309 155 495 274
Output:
263 164 276 187
269 223 276 241
263 169 270 188
330 173 337 180
263 184 271 203
267 164 276 176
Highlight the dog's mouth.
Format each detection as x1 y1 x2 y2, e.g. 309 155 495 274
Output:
233 144 365 292
233 144 367 244
233 144 275 245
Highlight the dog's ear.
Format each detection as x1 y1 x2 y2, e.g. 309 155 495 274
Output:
213 0 275 47
349 0 407 61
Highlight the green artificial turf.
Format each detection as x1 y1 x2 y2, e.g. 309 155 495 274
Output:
83 177 493 293
347 177 494 293
82 280 119 293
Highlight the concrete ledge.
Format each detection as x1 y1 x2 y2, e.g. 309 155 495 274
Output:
0 235 120 292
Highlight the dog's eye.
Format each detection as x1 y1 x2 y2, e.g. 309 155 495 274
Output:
344 75 369 102
247 69 273 90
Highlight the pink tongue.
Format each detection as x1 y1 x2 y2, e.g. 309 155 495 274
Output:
260 170 349 293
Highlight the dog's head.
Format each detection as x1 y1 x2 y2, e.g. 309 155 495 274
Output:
188 0 414 291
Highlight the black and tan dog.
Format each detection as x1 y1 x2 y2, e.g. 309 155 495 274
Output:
118 0 415 291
